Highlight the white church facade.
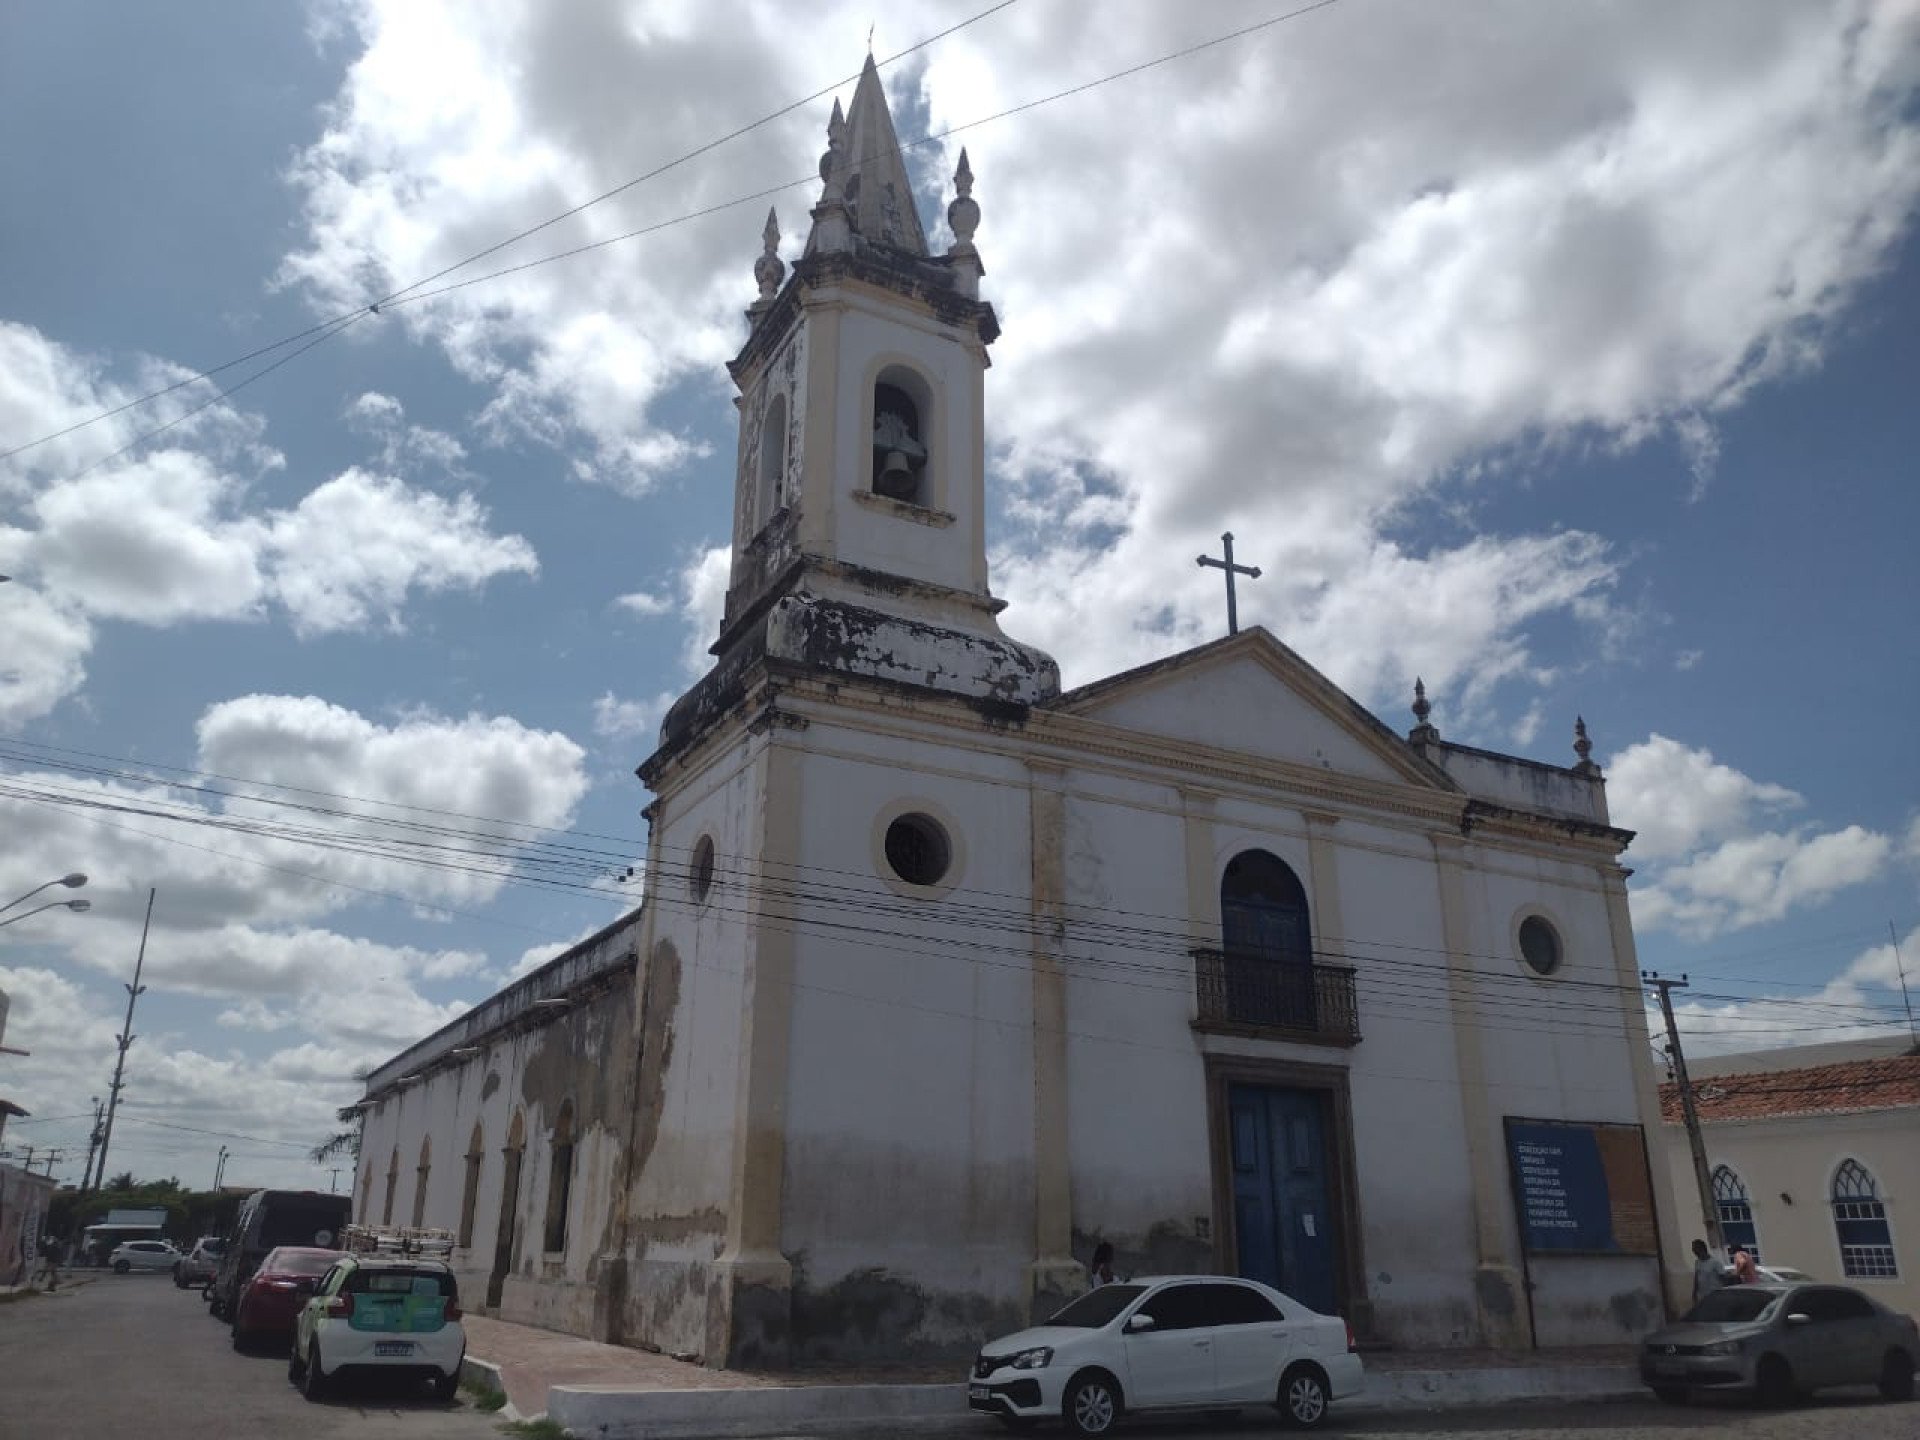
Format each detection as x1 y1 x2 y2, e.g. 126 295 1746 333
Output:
352 58 1686 1366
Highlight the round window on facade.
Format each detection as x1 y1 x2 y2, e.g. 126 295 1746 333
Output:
883 813 951 888
1518 914 1562 976
689 834 716 904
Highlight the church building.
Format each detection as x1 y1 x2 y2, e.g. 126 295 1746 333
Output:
352 59 1686 1367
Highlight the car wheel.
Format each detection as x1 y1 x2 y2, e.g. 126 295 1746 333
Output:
288 1345 307 1386
173 1267 186 1289
1755 1353 1797 1408
1652 1385 1688 1405
1279 1363 1331 1429
1879 1349 1916 1402
300 1343 329 1403
1063 1371 1122 1437
428 1370 459 1404
113 1260 130 1274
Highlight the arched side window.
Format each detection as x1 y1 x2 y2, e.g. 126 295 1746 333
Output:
871 367 932 506
543 1100 576 1255
382 1146 400 1227
411 1136 432 1229
1710 1165 1759 1261
1832 1158 1898 1279
1219 849 1315 1029
757 391 789 528
458 1122 485 1250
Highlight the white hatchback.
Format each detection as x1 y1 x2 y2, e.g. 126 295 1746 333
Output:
291 1255 464 1402
968 1275 1364 1434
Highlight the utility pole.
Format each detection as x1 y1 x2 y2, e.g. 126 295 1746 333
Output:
16 1144 34 1173
79 1097 105 1195
328 1168 341 1194
38 1149 64 1178
94 888 155 1197
1645 971 1724 1255
213 1146 229 1192
1890 922 1918 1052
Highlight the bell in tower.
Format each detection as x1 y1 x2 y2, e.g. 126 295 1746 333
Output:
871 383 927 503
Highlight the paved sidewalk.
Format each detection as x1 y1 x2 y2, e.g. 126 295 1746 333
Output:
461 1312 1642 1433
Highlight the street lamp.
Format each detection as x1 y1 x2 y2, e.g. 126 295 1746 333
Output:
1 873 88 918
0 898 91 929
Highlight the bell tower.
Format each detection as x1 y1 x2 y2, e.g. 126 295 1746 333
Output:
664 57 1055 757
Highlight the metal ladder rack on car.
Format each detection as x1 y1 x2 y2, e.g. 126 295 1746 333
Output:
341 1224 455 1258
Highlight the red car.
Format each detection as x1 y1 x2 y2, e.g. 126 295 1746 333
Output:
231 1247 339 1353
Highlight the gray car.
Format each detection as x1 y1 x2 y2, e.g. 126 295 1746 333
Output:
1640 1282 1918 1405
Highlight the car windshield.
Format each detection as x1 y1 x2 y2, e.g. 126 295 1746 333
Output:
349 1268 456 1298
267 1251 337 1277
1685 1288 1780 1324
1044 1285 1147 1328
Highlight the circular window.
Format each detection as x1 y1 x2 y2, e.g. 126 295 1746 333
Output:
689 834 716 904
1518 915 1562 976
883 813 951 888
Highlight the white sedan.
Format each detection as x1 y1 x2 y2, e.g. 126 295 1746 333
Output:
968 1274 1364 1434
108 1239 181 1274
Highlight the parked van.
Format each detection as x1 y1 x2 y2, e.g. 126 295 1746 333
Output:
209 1190 351 1322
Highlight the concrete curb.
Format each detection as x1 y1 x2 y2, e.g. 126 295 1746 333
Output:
459 1354 527 1423
543 1365 1645 1438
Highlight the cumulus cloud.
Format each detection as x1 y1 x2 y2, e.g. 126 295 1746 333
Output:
0 323 537 724
279 0 1920 719
592 544 729 746
1610 735 1895 938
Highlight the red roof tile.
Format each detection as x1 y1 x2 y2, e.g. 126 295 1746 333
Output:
1659 1054 1920 1123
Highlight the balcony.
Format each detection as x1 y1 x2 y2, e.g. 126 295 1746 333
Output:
1191 948 1361 1046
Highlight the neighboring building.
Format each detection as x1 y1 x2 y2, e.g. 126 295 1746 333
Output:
1660 1043 1919 1316
0 1163 55 1285
355 59 1684 1365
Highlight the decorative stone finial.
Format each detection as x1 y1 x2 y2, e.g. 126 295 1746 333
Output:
945 148 983 297
819 98 847 198
1573 714 1601 775
749 208 784 319
1409 676 1440 744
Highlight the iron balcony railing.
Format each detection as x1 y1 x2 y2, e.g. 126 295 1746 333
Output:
1191 947 1361 1045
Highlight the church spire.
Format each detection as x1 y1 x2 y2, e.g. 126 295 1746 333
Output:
807 53 929 256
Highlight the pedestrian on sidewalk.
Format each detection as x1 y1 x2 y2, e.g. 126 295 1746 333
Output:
1088 1242 1116 1289
1690 1238 1726 1301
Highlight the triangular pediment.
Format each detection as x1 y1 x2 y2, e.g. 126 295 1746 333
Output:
1052 628 1457 792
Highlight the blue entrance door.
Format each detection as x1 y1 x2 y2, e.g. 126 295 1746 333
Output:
1229 1084 1338 1315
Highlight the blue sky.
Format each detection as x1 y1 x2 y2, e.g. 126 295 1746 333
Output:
1 0 1916 1190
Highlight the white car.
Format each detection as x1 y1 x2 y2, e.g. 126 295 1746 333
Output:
968 1275 1364 1434
108 1239 181 1274
291 1254 464 1402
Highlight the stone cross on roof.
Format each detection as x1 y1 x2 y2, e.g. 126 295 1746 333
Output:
1197 532 1261 637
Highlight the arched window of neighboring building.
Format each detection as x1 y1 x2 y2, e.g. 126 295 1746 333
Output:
1711 1165 1759 1261
411 1136 432 1229
458 1122 485 1249
382 1146 399 1226
757 391 789 526
870 369 930 506
543 1100 576 1255
1219 849 1315 1028
1832 1158 1898 1279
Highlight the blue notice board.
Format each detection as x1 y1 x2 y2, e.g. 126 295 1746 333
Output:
1505 1120 1618 1253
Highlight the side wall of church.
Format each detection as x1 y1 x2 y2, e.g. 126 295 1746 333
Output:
618 734 771 1359
354 918 638 1339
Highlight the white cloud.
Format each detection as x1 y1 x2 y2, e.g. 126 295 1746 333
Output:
612 590 672 617
279 0 1920 717
262 468 537 635
1608 734 1803 861
343 390 471 477
0 324 540 724
593 691 664 741
593 544 729 744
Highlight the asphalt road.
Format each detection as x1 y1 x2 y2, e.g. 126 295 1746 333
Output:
0 1271 500 1440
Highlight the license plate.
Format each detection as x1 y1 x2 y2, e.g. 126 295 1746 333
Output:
375 1341 414 1356
968 1385 990 1401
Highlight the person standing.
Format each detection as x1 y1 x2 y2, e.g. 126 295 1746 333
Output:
1690 1238 1726 1301
1730 1248 1760 1285
1088 1242 1116 1289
